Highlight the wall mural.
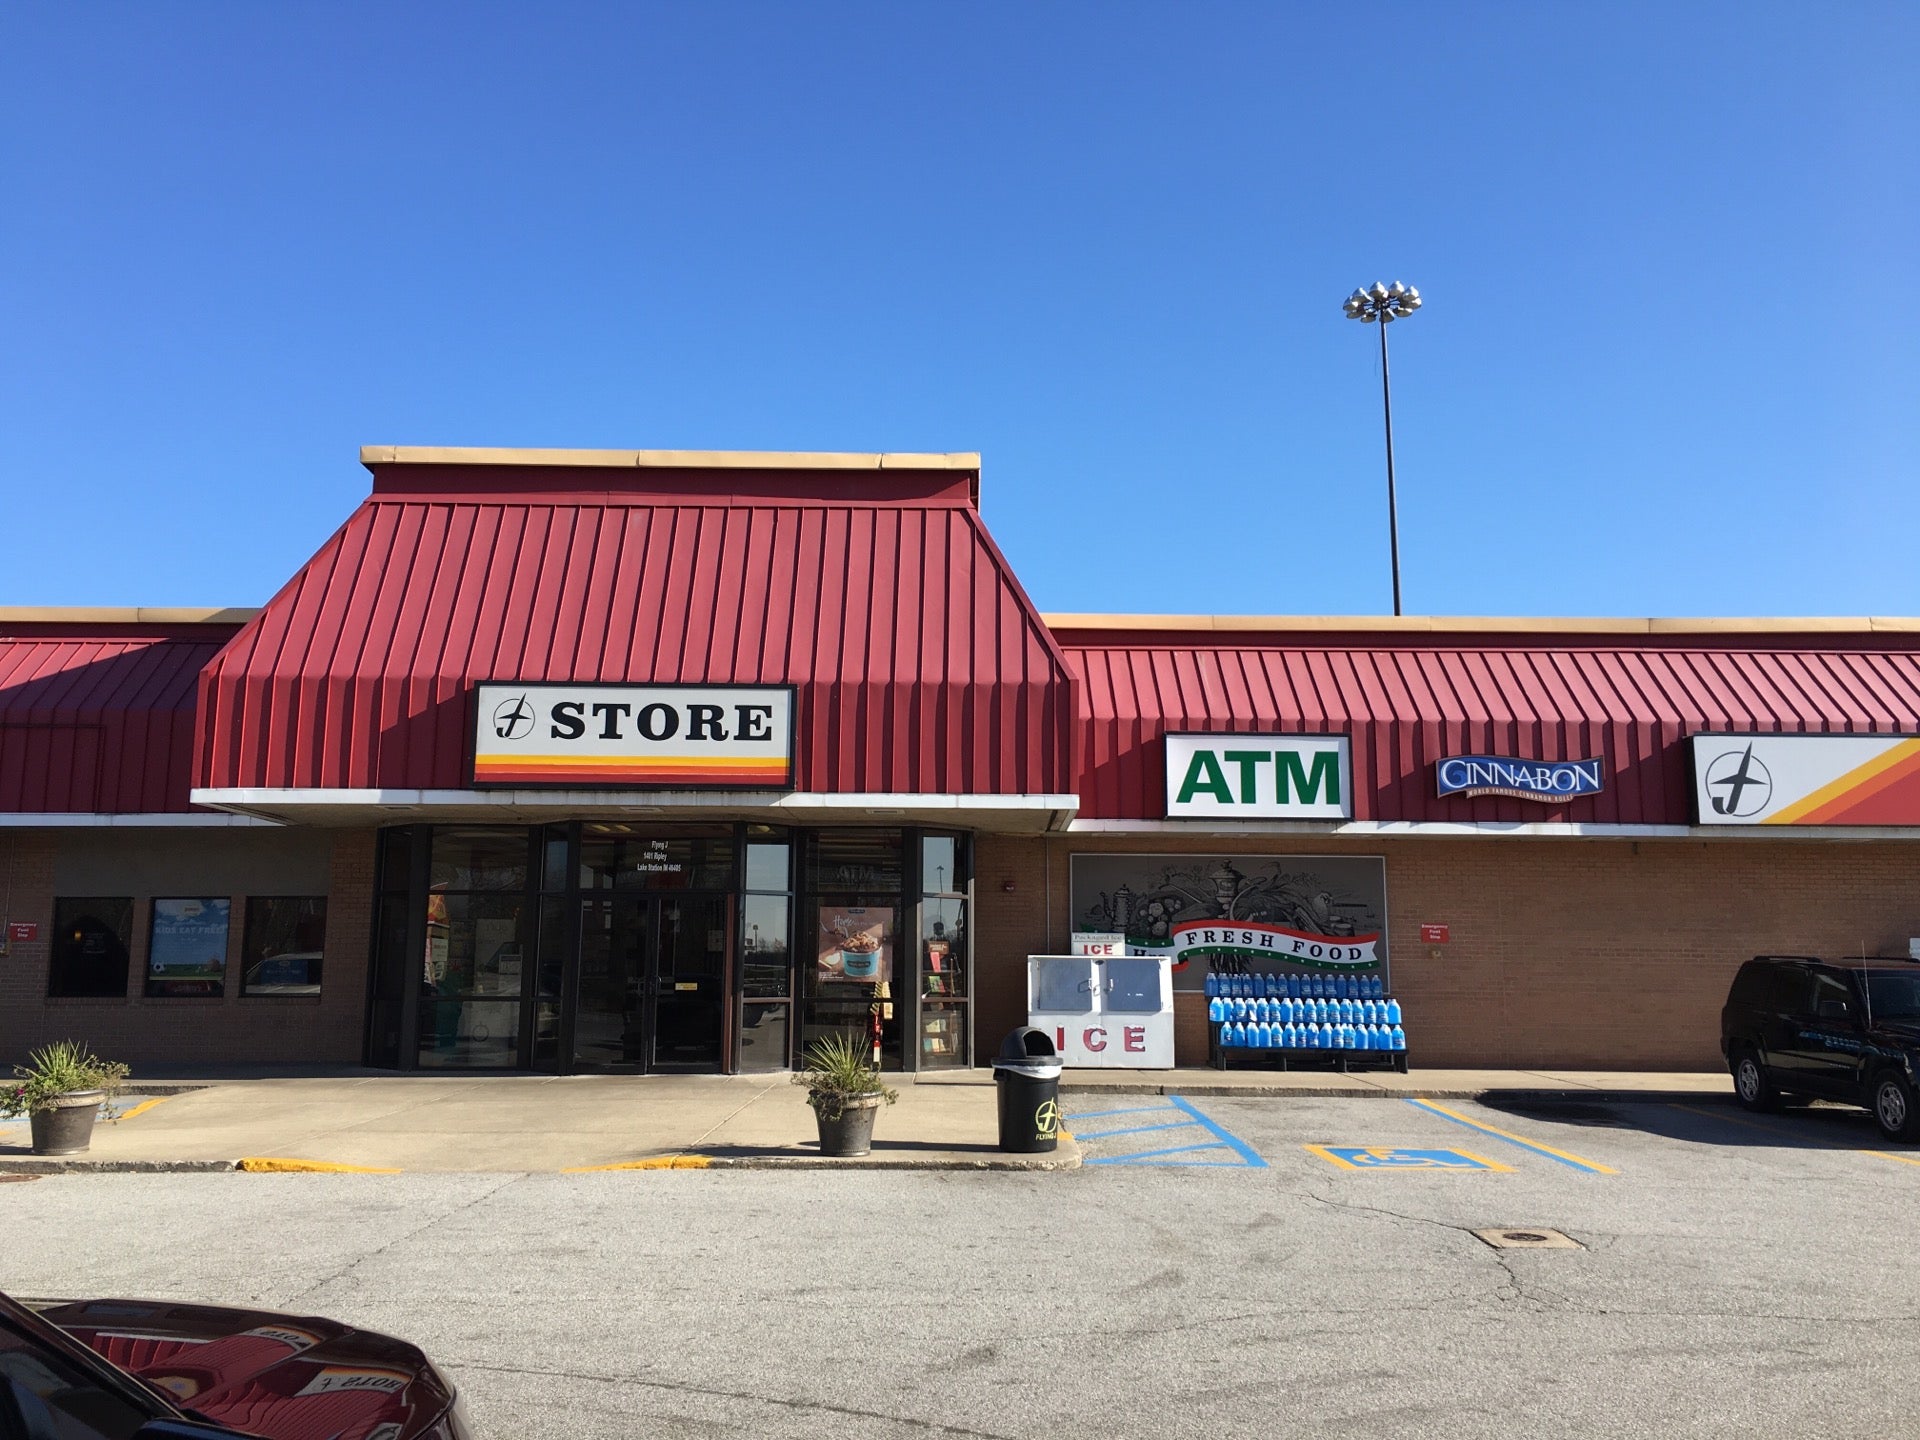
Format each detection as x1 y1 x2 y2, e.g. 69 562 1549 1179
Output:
1070 854 1389 991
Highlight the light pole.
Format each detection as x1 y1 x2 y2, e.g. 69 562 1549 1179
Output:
1343 281 1422 616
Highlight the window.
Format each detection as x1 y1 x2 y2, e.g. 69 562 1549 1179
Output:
420 826 537 1068
1809 973 1855 1022
0 1313 151 1440
917 833 971 1069
739 828 793 1072
47 898 133 999
241 897 327 996
145 898 231 998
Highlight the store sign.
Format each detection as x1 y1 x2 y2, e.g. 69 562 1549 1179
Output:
1164 734 1351 819
471 683 793 789
1436 755 1604 803
1071 932 1125 956
1071 853 1389 992
1690 733 1920 826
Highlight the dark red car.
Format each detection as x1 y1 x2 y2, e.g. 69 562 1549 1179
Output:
0 1289 470 1439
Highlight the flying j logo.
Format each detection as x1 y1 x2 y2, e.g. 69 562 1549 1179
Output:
1164 735 1352 819
1690 733 1920 826
471 683 794 788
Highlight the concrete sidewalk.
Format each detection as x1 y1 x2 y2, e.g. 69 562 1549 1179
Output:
0 1073 1081 1175
0 1067 1731 1174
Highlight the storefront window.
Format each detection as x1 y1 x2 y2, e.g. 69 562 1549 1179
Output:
47 897 133 998
580 823 735 890
419 826 536 1069
917 833 971 1069
802 830 906 1068
807 829 903 894
428 827 529 892
739 827 793 1072
240 896 326 996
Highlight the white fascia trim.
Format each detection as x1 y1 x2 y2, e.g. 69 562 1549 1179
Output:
1066 818 1920 842
0 812 283 828
191 787 1079 814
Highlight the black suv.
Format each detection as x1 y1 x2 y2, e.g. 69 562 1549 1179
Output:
1722 955 1920 1140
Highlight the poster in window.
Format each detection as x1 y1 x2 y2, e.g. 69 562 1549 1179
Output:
147 898 231 997
816 906 891 986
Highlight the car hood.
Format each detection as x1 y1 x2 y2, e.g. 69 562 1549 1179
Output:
1869 1020 1920 1049
39 1297 457 1440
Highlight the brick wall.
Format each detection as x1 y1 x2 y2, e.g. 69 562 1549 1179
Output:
0 828 378 1067
974 832 1920 1070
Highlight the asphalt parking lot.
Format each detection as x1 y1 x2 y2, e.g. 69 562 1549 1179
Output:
8 1093 1918 1439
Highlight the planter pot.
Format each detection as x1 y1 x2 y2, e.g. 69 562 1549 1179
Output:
812 1093 884 1158
30 1090 104 1157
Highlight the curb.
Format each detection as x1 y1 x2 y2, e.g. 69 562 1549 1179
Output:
572 1145 1081 1173
702 1153 1079 1171
0 1159 239 1175
1062 1082 1733 1102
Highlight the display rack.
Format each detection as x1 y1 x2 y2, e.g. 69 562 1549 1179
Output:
1205 968 1410 1074
1212 1035 1409 1074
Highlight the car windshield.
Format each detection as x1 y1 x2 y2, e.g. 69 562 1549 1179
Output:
1862 972 1920 1020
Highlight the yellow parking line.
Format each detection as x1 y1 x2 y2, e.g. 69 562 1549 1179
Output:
1409 1098 1618 1174
1669 1103 1920 1168
237 1157 402 1174
115 1096 173 1123
563 1154 713 1172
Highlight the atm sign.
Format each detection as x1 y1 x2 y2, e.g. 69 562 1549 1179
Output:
1164 734 1352 819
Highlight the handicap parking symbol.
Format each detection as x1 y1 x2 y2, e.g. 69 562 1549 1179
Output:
1306 1145 1513 1172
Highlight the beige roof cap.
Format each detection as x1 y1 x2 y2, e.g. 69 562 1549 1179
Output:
361 446 980 471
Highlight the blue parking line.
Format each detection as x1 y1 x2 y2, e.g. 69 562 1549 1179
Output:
1087 1140 1240 1165
1067 1095 1267 1169
1073 1120 1197 1141
1065 1105 1178 1122
1167 1095 1267 1168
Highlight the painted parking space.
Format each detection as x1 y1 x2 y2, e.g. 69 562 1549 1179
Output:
1404 1097 1618 1174
1066 1095 1268 1168
1306 1145 1512 1172
1664 1101 1920 1171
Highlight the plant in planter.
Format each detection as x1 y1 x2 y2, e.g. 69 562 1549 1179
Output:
3 1040 131 1157
791 1034 896 1158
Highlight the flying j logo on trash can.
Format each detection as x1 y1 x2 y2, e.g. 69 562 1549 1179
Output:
1034 1099 1060 1136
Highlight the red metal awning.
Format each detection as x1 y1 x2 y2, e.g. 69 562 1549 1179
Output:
194 454 1079 809
1059 624 1920 824
0 622 242 813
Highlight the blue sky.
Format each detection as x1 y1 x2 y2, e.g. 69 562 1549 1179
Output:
2 3 1914 616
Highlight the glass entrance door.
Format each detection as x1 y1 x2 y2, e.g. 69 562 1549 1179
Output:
573 894 729 1072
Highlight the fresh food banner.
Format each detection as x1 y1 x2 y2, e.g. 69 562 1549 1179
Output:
472 683 793 788
1133 919 1382 971
1072 853 1389 990
1691 733 1920 826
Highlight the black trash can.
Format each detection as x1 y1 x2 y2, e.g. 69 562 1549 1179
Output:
993 1026 1064 1153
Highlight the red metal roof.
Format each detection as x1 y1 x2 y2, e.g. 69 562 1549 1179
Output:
196 459 1079 797
0 623 240 812
1060 626 1920 823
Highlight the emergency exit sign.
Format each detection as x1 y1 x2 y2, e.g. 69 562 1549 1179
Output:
1419 924 1450 944
6 922 37 943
